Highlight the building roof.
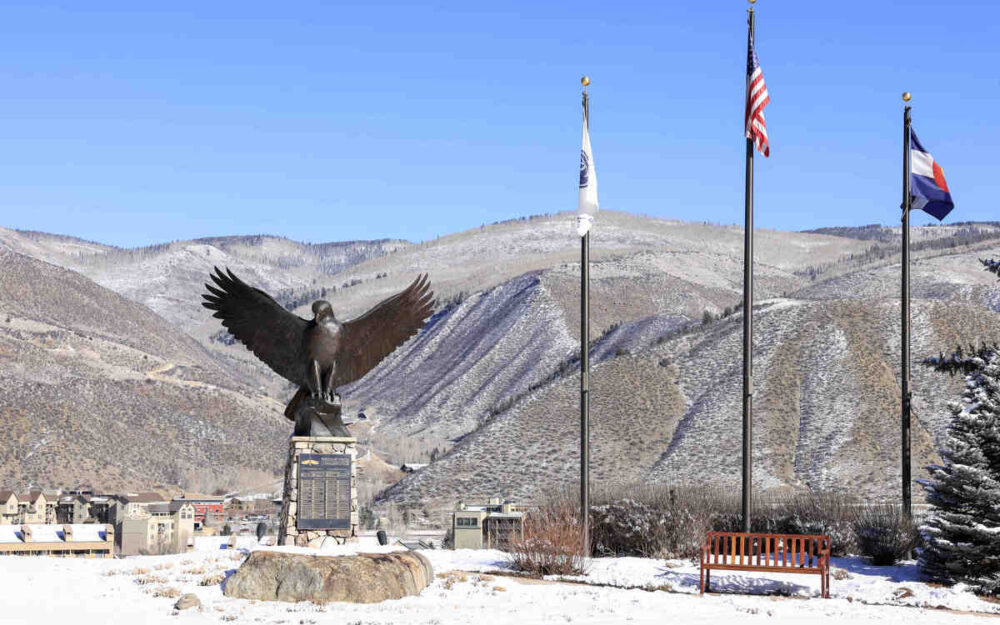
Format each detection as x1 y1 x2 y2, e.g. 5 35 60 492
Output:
20 491 45 504
168 501 194 513
0 490 16 502
0 524 108 544
122 492 168 504
59 494 90 505
174 493 224 503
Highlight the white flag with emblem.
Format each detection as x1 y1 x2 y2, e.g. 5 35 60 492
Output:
577 111 598 237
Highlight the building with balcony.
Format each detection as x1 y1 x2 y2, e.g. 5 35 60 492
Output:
120 501 195 556
452 498 524 550
56 494 91 524
120 492 170 519
17 491 53 524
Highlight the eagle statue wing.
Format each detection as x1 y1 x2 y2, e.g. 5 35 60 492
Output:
333 274 434 387
201 266 310 387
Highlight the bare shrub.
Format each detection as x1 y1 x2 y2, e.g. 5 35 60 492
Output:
592 484 732 559
592 499 708 559
504 497 588 576
852 503 918 566
200 571 226 586
712 491 858 556
591 483 860 559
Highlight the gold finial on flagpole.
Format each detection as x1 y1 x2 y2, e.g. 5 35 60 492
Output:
748 0 756 4
581 76 590 87
902 91 912 102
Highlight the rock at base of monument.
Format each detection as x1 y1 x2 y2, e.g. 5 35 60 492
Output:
223 551 433 604
293 396 350 437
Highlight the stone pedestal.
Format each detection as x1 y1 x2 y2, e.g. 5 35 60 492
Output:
279 436 359 548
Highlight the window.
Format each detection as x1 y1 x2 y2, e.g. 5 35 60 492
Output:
456 517 479 528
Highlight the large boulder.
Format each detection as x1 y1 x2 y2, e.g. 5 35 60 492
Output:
223 550 433 604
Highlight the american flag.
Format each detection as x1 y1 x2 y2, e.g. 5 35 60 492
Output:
745 26 770 157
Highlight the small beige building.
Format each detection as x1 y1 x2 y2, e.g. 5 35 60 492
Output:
120 501 195 556
452 498 524 550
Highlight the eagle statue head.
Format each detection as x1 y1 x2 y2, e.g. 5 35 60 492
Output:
311 300 336 323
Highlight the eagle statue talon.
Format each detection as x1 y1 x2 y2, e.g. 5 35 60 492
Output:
202 268 434 437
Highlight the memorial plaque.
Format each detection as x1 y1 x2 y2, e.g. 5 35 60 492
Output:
297 453 352 530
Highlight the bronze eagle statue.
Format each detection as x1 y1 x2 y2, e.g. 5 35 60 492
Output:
201 267 434 427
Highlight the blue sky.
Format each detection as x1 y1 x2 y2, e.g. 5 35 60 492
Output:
0 1 996 247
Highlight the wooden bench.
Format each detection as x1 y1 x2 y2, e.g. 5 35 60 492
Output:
700 532 831 598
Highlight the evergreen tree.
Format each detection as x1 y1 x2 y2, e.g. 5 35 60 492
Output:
982 258 1000 279
920 344 1000 594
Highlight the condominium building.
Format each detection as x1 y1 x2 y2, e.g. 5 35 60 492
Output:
18 491 53 524
56 495 91 524
120 492 170 519
119 501 195 556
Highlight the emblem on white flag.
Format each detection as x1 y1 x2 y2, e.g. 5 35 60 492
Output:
577 114 598 237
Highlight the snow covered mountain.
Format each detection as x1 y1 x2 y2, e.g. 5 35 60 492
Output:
2 212 999 505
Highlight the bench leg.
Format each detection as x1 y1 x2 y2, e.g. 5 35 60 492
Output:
700 565 705 595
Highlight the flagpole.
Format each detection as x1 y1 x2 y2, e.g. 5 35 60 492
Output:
901 91 913 518
741 0 756 535
580 75 591 557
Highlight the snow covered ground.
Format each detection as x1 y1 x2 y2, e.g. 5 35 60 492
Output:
1 538 996 624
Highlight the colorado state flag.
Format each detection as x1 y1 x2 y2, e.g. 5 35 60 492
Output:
910 128 954 220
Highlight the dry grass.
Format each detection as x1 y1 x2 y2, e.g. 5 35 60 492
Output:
199 572 226 587
135 574 169 585
832 568 852 580
152 586 181 599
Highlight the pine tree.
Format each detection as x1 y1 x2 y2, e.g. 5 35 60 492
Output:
982 258 1000 279
920 344 1000 594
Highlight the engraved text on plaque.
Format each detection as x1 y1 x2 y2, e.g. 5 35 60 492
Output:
297 453 352 530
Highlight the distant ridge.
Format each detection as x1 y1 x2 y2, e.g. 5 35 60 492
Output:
0 248 287 492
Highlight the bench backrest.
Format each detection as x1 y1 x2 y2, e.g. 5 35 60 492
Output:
703 532 830 569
